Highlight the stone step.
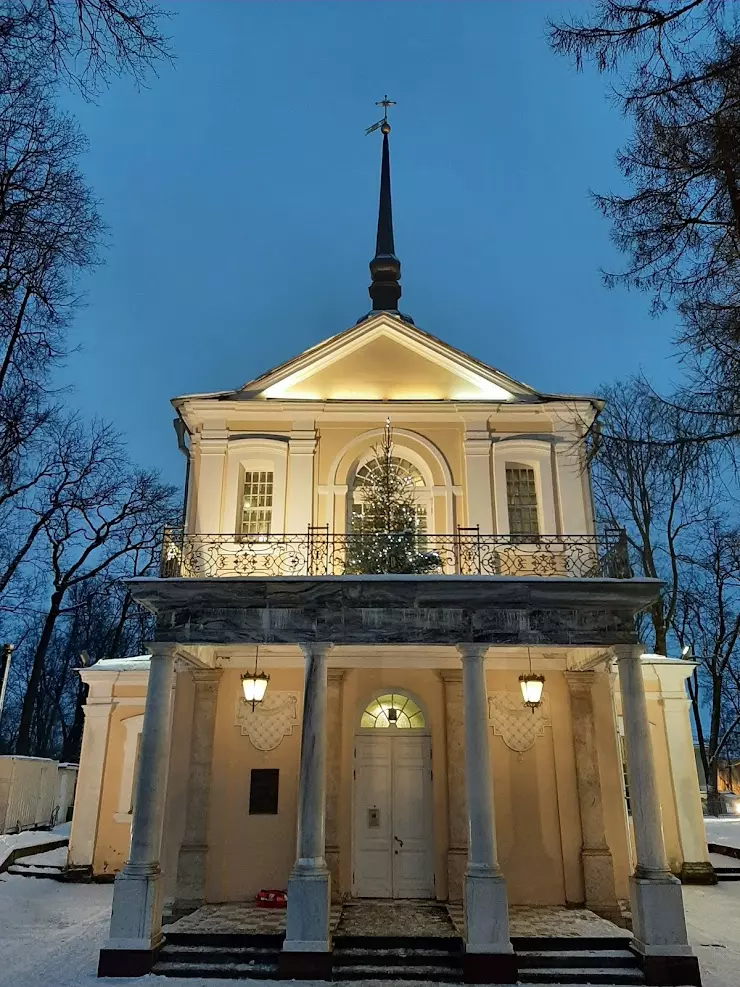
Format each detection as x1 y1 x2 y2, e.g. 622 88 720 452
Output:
518 949 640 969
335 947 461 968
153 960 278 979
519 968 644 985
333 962 463 981
158 946 280 965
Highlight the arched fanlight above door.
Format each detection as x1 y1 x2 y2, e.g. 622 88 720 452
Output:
360 693 426 730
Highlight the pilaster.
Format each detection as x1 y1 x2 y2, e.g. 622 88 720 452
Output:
174 668 222 911
463 422 494 534
325 668 345 900
440 669 467 902
285 422 317 533
565 671 620 921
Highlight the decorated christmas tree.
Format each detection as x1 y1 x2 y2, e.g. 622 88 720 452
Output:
346 420 440 574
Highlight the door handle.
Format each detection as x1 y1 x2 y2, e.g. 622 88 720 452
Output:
394 835 404 848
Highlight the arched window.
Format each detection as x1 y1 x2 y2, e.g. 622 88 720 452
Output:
360 692 426 730
351 457 428 533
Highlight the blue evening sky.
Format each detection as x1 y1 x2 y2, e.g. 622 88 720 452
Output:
60 1 680 486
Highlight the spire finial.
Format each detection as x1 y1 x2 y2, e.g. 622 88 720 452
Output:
366 96 402 313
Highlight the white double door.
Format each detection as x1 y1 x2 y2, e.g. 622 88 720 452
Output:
353 733 434 899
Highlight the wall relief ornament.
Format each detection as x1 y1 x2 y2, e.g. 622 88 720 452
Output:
235 691 300 751
487 692 551 753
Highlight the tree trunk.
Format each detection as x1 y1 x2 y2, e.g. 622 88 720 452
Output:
61 680 87 763
706 674 725 816
15 590 64 755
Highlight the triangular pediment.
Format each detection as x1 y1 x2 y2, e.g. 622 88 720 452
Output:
242 315 537 402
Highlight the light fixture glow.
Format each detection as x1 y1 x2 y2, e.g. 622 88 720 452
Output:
519 673 545 709
241 648 269 710
681 645 691 658
520 647 545 711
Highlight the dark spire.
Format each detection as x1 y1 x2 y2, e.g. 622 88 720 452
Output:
368 120 402 312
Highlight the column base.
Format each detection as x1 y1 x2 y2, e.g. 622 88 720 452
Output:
629 874 692 956
98 947 159 978
283 867 331 952
636 952 702 986
680 860 717 885
447 846 467 903
278 950 333 980
105 864 164 952
464 869 513 953
463 951 518 984
582 847 621 923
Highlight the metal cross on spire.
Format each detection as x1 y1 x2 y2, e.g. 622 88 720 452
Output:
365 95 396 136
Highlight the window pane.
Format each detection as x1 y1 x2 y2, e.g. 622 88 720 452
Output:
506 466 539 537
360 692 425 729
241 470 274 535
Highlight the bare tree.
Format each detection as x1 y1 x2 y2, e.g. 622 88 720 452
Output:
550 4 740 443
592 377 717 653
14 421 176 754
0 0 171 97
673 522 740 812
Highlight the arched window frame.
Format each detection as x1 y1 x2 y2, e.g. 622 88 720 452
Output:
347 445 434 534
356 689 429 733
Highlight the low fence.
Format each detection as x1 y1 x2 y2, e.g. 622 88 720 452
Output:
0 756 78 833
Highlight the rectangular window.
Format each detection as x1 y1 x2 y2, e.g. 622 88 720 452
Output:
241 470 274 536
249 768 279 815
506 466 540 539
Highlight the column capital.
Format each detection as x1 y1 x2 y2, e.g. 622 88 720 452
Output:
190 667 222 686
438 668 463 684
145 642 179 662
300 642 332 661
327 668 346 685
564 670 597 692
457 643 488 662
612 644 645 663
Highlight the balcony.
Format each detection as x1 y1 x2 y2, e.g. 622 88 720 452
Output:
159 527 631 580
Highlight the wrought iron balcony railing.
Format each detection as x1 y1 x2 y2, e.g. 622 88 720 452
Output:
159 527 631 580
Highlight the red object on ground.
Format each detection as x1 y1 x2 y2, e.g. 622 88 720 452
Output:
255 889 287 908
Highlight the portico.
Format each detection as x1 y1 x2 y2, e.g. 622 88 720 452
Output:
93 570 695 985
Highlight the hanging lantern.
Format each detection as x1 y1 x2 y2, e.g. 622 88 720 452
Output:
241 648 270 711
520 647 545 712
519 673 545 710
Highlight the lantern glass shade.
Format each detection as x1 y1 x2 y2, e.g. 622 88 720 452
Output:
242 671 269 704
519 673 545 708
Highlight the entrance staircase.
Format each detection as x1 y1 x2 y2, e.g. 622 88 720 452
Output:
153 932 282 979
514 937 644 985
333 935 463 981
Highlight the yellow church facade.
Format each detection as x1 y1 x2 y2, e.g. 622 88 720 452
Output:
70 125 707 985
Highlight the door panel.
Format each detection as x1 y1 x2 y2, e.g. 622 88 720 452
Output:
353 736 393 897
392 736 434 898
353 733 434 899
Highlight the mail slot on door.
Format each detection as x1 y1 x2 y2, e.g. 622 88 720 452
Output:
368 807 380 828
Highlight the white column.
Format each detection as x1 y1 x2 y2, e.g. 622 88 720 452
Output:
285 424 317 534
175 668 221 910
104 645 176 956
284 643 331 953
67 699 114 869
457 644 512 955
565 672 620 919
463 423 494 533
615 646 695 965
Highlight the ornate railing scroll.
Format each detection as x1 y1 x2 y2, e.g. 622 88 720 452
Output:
160 526 631 579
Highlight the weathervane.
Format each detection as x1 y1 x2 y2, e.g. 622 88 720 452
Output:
366 95 396 136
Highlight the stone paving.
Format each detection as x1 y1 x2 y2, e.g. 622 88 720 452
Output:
337 900 458 937
164 899 629 939
164 903 344 936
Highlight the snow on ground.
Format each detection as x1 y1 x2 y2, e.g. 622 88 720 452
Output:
0 873 739 987
0 821 70 869
705 816 740 849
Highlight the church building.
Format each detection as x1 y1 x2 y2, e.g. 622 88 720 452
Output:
70 113 708 985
